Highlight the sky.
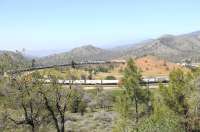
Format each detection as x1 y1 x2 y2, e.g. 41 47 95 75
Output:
0 0 200 52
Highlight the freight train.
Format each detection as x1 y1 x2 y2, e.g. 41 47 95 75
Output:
44 76 169 85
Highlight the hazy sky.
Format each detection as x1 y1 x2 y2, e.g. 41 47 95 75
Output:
0 0 200 51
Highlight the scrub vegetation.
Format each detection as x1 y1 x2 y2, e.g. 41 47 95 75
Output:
0 56 200 132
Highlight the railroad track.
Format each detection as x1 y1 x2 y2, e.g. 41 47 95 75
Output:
8 61 125 74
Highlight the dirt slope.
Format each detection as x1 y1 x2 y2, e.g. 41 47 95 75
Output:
135 56 183 76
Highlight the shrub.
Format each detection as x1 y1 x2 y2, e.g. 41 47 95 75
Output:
96 91 114 109
105 76 116 80
93 111 115 122
96 66 109 73
68 87 88 114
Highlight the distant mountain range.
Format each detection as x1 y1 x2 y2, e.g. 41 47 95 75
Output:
2 30 200 67
117 31 200 62
36 31 200 65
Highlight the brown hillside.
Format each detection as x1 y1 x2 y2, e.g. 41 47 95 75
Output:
135 56 183 76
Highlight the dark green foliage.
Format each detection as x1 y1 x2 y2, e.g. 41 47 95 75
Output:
68 88 85 113
105 76 116 80
122 59 149 119
95 66 109 73
114 91 131 119
160 68 194 132
71 60 76 68
31 59 36 68
160 69 193 114
113 58 150 131
139 98 184 132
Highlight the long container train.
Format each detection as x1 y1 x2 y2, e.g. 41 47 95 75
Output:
44 76 169 85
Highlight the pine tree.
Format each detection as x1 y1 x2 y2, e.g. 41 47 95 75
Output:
160 68 194 132
113 58 149 132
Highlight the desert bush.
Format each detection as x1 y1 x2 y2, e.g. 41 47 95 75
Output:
88 100 98 112
68 87 88 115
95 91 114 109
93 111 115 122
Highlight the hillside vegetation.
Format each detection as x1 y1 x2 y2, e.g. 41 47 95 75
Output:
0 57 200 131
0 51 30 73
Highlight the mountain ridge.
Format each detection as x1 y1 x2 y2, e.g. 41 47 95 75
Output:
36 45 116 66
36 30 200 65
2 30 200 66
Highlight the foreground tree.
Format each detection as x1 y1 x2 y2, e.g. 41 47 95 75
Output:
113 58 149 131
4 73 44 132
113 92 132 132
38 76 70 132
68 86 87 115
1 71 90 132
187 68 200 131
38 75 87 132
138 96 184 132
123 59 149 122
160 68 194 132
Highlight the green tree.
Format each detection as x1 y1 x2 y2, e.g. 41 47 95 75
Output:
68 87 87 115
187 68 200 131
113 58 149 132
138 97 184 132
122 59 148 123
113 91 132 132
31 59 36 68
71 60 76 69
160 68 194 132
